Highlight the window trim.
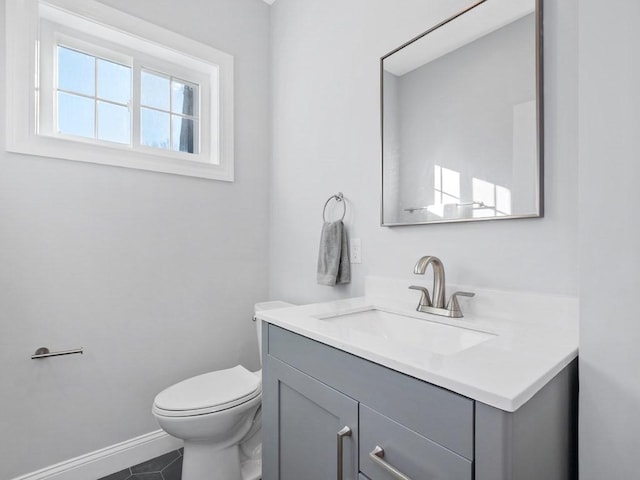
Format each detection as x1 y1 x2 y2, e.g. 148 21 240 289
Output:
5 0 234 181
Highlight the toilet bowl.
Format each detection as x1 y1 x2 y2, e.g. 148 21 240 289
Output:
152 301 293 480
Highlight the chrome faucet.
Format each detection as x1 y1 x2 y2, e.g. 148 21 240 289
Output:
409 255 475 318
412 255 446 308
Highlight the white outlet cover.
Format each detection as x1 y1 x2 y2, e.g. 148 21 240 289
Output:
350 238 362 264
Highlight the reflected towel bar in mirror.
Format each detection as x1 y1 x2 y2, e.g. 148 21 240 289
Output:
31 347 84 359
404 201 488 213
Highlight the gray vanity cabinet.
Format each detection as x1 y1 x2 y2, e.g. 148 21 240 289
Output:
262 323 577 480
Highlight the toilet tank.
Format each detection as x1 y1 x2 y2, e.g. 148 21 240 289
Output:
254 301 294 364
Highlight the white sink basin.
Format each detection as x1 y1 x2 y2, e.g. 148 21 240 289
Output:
315 308 495 356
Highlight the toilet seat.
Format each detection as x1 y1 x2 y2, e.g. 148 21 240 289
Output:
153 365 261 417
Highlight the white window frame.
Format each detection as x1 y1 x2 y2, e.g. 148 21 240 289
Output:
41 30 136 148
5 0 234 181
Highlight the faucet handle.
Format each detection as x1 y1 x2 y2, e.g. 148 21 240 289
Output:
409 285 432 308
446 291 475 317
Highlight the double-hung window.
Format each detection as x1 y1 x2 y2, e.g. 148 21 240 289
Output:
6 0 234 180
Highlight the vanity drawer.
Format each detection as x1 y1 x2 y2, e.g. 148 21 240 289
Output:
360 405 473 480
266 324 474 459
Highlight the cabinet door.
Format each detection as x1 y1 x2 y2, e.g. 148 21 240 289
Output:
263 355 359 480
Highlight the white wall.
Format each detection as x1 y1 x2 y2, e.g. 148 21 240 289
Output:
578 0 640 477
0 0 270 477
269 0 578 304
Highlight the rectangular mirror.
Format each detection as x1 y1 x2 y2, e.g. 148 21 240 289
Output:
381 0 543 226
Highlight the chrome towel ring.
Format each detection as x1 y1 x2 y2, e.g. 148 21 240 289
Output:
322 192 346 222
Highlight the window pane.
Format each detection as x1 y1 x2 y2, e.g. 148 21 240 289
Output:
141 71 170 110
172 116 197 153
441 167 460 199
97 59 131 104
57 92 94 138
472 178 496 207
442 193 459 205
496 185 512 215
141 108 170 149
58 46 95 96
434 165 442 190
172 80 197 116
98 101 130 144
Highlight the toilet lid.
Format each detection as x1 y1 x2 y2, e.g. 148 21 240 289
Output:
153 365 261 417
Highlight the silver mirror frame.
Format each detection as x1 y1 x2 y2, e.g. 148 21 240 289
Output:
380 0 544 227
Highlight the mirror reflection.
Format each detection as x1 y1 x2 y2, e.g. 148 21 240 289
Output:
381 0 542 226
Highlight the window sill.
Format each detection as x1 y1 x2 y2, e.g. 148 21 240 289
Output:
6 132 234 181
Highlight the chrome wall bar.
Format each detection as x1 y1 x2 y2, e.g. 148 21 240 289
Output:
31 347 84 359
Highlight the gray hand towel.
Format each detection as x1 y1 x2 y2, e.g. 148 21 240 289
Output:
317 220 351 286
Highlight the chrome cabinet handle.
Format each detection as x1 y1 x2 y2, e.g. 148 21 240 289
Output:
369 446 413 480
337 426 352 480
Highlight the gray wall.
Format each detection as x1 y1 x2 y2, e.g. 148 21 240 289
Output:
269 0 578 303
0 0 271 477
578 0 640 478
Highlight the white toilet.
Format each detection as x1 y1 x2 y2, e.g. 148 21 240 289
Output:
152 301 293 480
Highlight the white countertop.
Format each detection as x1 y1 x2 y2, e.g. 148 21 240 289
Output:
257 277 579 412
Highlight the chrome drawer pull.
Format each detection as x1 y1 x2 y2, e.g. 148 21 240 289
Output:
369 446 413 480
337 426 352 480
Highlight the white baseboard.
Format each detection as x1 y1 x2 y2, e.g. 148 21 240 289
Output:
11 430 183 480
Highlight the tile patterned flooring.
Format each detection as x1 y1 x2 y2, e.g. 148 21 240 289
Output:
97 449 183 480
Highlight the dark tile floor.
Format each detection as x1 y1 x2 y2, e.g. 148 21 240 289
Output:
98 449 183 480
